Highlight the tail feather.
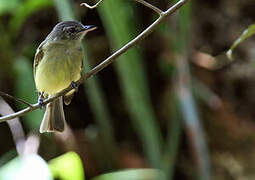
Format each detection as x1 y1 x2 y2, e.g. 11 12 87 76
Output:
40 97 65 133
64 93 74 105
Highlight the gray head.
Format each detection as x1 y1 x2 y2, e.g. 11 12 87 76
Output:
47 21 96 41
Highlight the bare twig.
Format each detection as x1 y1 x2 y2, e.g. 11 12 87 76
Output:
0 0 188 123
0 91 33 107
134 0 163 15
80 0 104 9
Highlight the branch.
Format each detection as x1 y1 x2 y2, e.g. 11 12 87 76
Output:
80 0 104 9
0 0 188 123
134 0 163 15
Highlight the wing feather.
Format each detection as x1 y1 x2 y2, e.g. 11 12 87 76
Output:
33 41 46 79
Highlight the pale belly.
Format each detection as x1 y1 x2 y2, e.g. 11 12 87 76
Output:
35 47 82 95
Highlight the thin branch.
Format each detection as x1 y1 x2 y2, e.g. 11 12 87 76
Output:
83 0 188 79
0 91 33 107
0 0 188 123
80 0 104 9
134 0 163 15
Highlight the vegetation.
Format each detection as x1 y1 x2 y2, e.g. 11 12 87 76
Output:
0 0 255 179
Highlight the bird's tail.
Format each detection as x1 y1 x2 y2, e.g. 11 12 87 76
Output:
40 96 65 133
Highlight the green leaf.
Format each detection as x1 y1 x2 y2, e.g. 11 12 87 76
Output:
91 169 165 180
227 23 255 60
48 152 85 180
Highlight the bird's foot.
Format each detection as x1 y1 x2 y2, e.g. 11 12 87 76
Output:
38 93 45 109
71 81 78 93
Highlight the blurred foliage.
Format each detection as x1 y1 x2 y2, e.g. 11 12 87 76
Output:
91 169 165 180
227 23 255 60
173 2 211 180
49 152 84 180
0 0 19 15
0 0 255 180
9 0 53 35
14 57 43 130
98 0 163 168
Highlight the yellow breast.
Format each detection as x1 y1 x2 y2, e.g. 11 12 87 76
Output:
35 44 82 95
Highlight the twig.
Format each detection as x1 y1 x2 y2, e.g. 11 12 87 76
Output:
134 0 163 15
80 0 104 9
83 0 188 78
0 91 33 107
0 0 188 123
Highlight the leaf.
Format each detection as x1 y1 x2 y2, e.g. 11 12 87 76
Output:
91 169 165 180
48 152 85 180
227 23 255 60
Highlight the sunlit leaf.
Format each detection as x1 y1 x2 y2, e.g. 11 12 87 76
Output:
48 152 85 180
91 169 165 180
227 23 255 60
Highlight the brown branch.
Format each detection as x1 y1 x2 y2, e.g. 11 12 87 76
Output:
80 0 104 9
0 0 188 123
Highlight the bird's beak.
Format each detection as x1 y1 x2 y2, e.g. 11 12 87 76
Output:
82 25 97 32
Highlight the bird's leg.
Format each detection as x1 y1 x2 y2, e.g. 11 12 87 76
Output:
38 92 45 109
71 81 79 93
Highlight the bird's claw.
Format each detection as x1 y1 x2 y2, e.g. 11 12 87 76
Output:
71 81 78 93
38 93 45 109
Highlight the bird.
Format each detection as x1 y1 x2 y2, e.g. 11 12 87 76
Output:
33 21 96 133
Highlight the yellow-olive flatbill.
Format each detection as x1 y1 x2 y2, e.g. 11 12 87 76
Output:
33 21 96 133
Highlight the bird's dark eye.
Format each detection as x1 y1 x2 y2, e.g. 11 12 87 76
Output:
63 26 76 33
69 27 76 33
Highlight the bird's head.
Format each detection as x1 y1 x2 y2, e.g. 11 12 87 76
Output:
48 21 97 42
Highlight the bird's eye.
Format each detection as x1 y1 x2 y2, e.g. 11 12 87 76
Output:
69 27 76 33
63 26 76 33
